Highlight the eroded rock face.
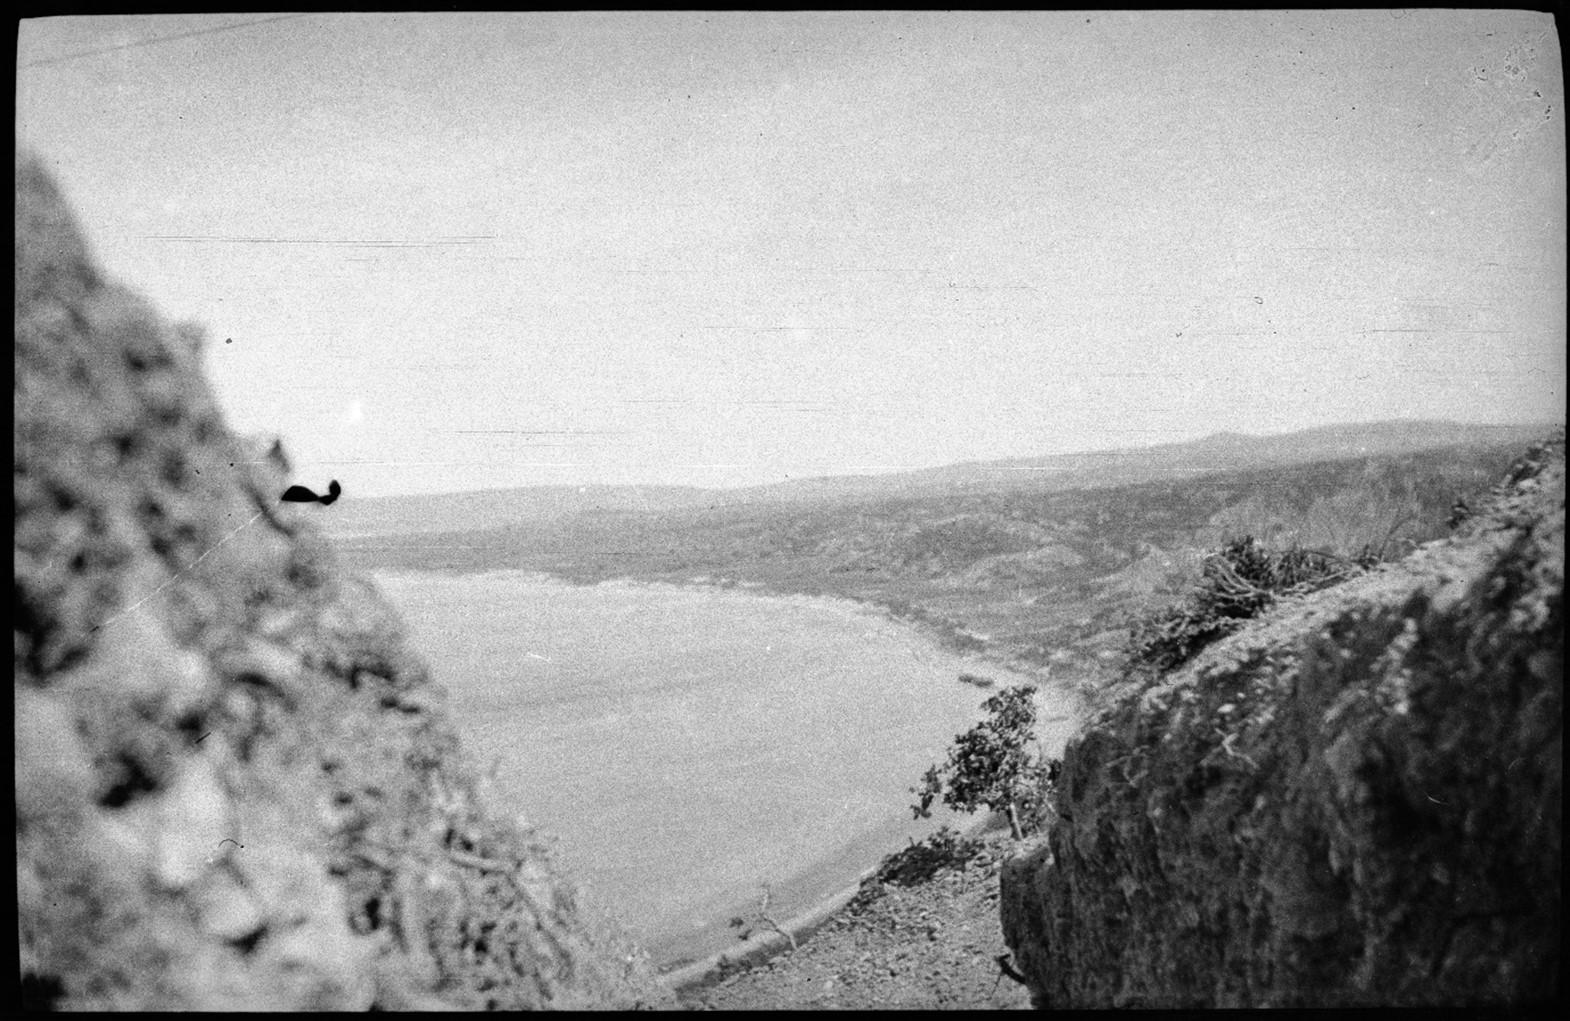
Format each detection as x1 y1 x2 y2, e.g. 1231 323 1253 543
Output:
1000 435 1563 1008
14 154 670 1009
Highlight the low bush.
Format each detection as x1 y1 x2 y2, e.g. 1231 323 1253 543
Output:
1125 536 1375 674
872 825 987 886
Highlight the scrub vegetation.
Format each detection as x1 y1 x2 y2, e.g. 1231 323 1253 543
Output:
337 435 1535 703
910 683 1059 840
998 432 1563 1007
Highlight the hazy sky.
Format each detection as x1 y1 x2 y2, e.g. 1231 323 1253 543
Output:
17 11 1566 496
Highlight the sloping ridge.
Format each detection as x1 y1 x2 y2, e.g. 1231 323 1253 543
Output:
324 421 1550 540
14 155 671 1009
1000 432 1563 1007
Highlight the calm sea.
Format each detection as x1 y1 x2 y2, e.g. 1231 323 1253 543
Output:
372 570 1077 966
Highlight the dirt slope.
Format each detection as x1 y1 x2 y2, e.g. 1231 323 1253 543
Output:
14 154 669 1010
680 827 1033 1010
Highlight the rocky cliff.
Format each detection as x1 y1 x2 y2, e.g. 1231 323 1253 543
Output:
1000 433 1563 1007
14 155 670 1009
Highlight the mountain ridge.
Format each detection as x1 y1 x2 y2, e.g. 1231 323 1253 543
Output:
323 419 1555 538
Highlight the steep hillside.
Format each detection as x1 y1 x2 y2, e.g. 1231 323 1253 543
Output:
14 155 668 1009
1000 434 1563 1007
339 441 1534 693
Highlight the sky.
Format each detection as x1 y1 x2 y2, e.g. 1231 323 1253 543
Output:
16 11 1566 497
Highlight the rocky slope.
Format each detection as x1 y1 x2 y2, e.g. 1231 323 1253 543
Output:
14 154 670 1010
681 826 1034 1010
1000 434 1563 1007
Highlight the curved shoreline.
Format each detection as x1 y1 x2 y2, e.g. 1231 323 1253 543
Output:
657 811 1003 994
373 567 1083 979
373 567 933 635
372 566 1075 698
656 865 878 993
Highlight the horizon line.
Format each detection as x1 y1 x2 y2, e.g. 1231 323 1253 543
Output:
316 416 1564 503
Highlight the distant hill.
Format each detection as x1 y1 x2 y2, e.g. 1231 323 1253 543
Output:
325 420 1556 538
336 433 1546 679
322 483 715 538
731 420 1555 504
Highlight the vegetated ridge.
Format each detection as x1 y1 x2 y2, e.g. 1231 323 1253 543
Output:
14 154 669 1009
999 433 1563 1007
338 430 1543 706
324 418 1548 539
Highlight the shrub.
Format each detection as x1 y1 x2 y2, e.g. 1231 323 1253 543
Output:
1125 536 1371 674
911 684 1058 839
873 825 985 886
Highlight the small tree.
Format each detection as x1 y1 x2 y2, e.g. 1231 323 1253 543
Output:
911 683 1048 840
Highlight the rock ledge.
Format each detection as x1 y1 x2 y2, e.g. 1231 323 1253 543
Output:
1000 433 1563 1007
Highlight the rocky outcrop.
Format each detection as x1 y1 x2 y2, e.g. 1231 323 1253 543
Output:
1000 434 1563 1007
14 155 670 1009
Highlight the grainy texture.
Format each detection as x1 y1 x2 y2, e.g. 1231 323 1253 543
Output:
14 154 671 1010
999 434 1564 1008
682 828 1033 1010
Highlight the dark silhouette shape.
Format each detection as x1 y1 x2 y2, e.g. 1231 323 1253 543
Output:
995 953 1027 985
280 479 341 506
991 953 1029 997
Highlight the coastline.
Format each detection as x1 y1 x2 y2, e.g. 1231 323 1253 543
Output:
370 565 1085 981
656 810 1005 994
371 565 1082 702
372 567 927 634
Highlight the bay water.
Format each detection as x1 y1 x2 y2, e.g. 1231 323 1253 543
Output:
372 570 1077 967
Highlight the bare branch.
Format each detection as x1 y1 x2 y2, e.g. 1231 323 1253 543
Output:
752 885 797 951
